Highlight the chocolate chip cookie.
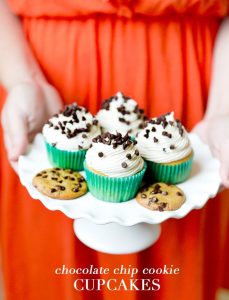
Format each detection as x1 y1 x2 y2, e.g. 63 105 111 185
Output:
32 168 87 200
136 182 185 211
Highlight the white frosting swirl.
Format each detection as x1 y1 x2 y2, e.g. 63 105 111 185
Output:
85 133 145 177
96 92 146 136
136 112 192 163
43 104 101 151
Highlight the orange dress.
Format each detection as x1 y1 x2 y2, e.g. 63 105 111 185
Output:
0 0 229 299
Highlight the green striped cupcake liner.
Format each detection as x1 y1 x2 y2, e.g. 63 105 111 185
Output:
84 161 147 203
146 154 193 184
45 142 86 171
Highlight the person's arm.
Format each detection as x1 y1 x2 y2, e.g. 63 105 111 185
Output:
0 0 44 89
0 0 62 163
194 17 229 187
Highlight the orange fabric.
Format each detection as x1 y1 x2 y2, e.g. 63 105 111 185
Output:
1 1 229 300
7 0 229 17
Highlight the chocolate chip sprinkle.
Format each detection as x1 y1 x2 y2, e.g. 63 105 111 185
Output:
126 153 132 160
158 202 167 212
98 152 104 158
153 137 158 143
151 127 156 132
176 191 183 196
92 119 98 126
55 185 66 191
135 149 139 156
170 144 175 150
119 117 130 125
162 131 172 138
121 162 128 168
51 188 57 193
78 177 85 182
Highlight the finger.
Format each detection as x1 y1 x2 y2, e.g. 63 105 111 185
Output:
219 140 229 188
6 109 28 161
1 108 14 153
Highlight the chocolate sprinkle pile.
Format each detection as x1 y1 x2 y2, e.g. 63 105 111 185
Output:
92 132 136 150
100 92 146 128
46 103 98 140
142 113 186 152
93 132 141 168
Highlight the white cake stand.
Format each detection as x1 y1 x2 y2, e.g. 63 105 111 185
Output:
18 133 220 254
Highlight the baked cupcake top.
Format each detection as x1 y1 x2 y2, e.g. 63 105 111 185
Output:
136 112 192 163
43 103 101 151
96 92 146 136
85 132 144 177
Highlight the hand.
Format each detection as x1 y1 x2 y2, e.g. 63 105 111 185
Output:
1 80 63 165
193 115 229 188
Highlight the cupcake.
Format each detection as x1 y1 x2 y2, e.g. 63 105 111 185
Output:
43 103 101 171
84 132 147 202
96 92 146 137
136 112 193 184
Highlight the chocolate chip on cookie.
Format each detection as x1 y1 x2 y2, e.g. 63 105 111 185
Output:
136 182 185 211
32 168 87 200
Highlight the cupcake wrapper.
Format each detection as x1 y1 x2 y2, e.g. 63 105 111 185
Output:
84 162 147 203
45 142 86 171
146 155 193 184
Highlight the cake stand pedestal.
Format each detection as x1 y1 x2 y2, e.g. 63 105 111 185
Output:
74 219 161 254
18 133 221 254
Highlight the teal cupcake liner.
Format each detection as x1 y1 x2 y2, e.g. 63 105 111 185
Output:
146 154 193 184
45 142 86 171
84 161 147 203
